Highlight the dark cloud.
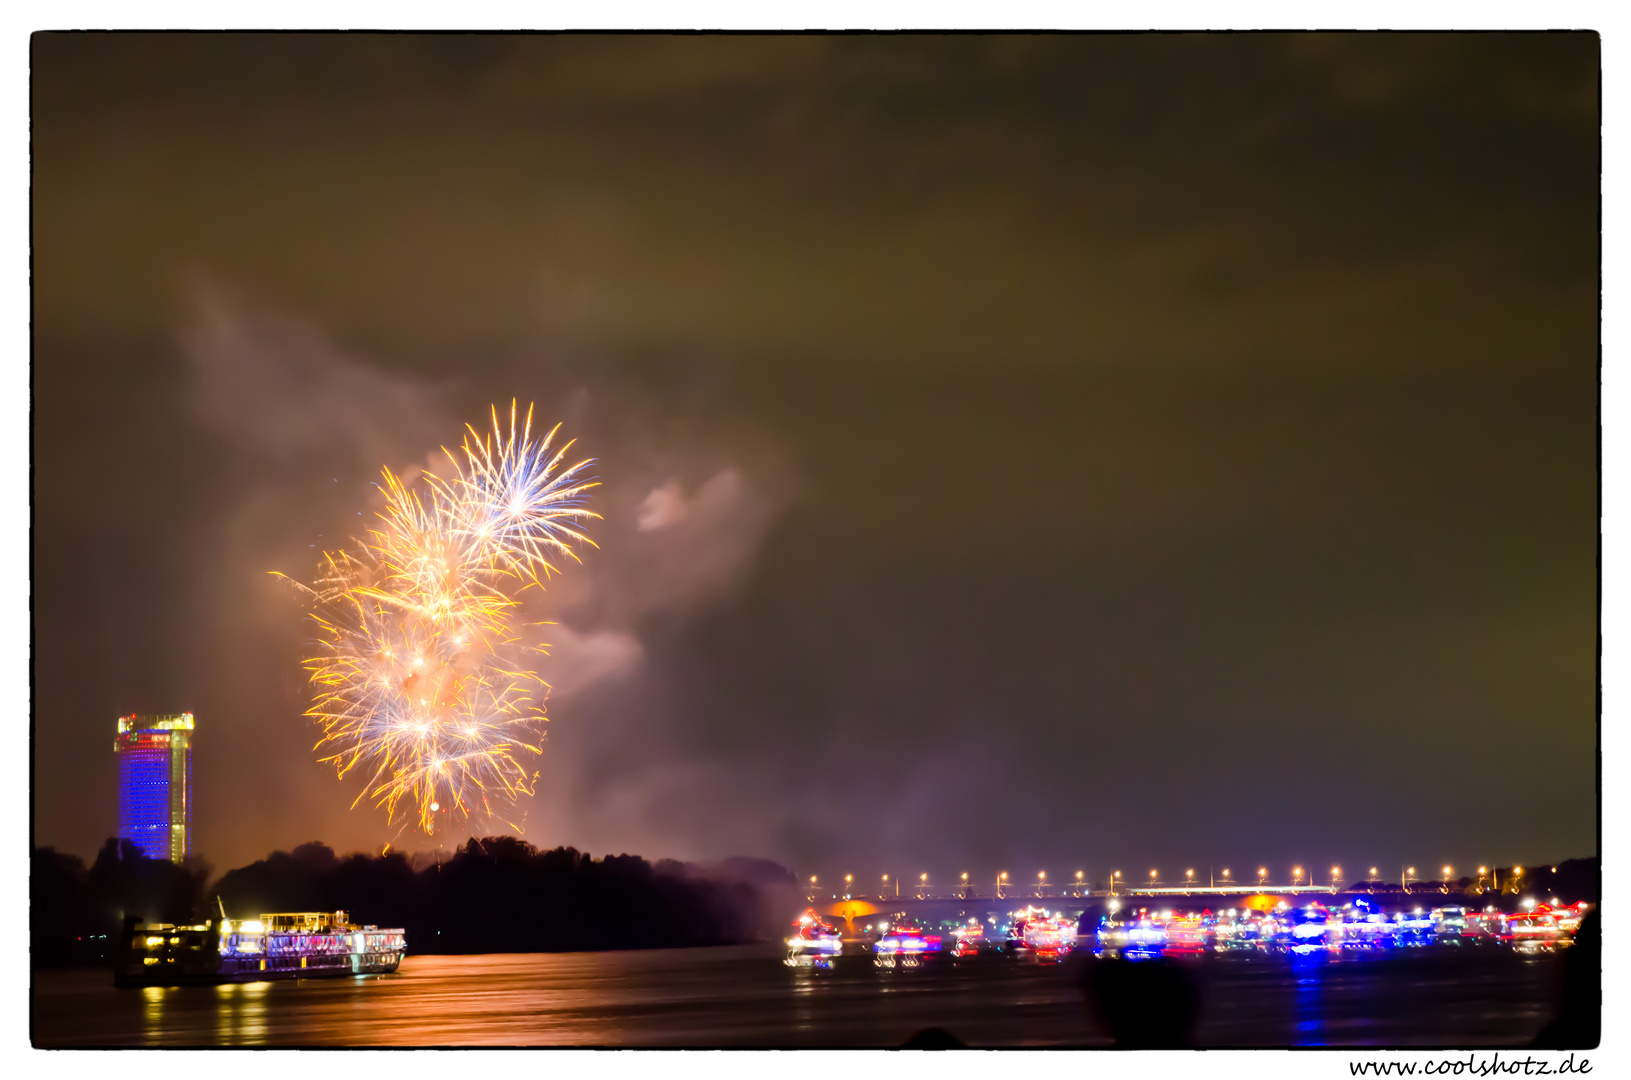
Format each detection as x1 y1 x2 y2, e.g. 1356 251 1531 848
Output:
32 34 1597 877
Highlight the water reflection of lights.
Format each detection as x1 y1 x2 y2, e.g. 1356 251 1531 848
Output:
38 940 1580 1048
141 985 167 1045
213 980 272 1046
1292 952 1327 1046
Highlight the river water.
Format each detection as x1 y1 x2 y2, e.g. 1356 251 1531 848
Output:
32 944 1567 1048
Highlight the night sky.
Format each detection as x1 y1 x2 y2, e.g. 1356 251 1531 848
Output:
32 34 1598 882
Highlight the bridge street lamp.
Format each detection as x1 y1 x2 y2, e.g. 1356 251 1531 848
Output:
1330 866 1341 893
1076 870 1085 896
1111 871 1121 896
1258 868 1268 888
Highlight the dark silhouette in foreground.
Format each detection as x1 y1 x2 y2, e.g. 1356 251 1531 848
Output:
1079 956 1200 1048
901 1026 967 1048
1531 908 1599 1049
893 953 1201 1048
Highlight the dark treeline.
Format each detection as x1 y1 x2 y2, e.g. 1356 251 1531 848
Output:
32 837 798 969
33 839 212 967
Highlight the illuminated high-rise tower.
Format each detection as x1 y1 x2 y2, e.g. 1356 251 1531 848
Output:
114 713 194 862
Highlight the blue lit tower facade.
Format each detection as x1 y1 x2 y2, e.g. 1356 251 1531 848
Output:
114 713 194 862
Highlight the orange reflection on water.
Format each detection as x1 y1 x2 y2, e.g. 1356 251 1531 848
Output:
140 985 166 1046
214 980 270 1046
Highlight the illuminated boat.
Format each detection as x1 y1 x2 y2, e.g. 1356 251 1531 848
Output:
1503 907 1565 953
1330 901 1393 951
785 908 843 968
1555 901 1590 938
1433 906 1471 945
873 917 941 968
949 917 989 958
1021 912 1079 959
998 905 1072 958
1285 903 1332 954
1094 908 1167 959
115 910 406 986
1162 914 1207 957
1464 909 1507 943
1210 909 1258 953
1394 907 1437 948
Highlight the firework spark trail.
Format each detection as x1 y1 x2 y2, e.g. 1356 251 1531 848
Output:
278 402 598 833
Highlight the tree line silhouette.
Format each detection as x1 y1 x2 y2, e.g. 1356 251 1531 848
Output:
32 837 798 969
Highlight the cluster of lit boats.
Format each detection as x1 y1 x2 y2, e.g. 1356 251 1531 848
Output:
784 899 1590 969
786 906 1084 969
1095 898 1589 959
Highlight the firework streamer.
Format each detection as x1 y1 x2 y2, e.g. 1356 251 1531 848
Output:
277 402 598 833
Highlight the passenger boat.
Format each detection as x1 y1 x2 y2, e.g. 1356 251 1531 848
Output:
1287 903 1332 954
1331 910 1393 951
115 910 406 986
1210 909 1260 953
1394 908 1437 948
1094 909 1167 959
948 918 988 958
1503 908 1565 953
785 908 843 968
1434 906 1471 945
1020 912 1079 959
873 917 941 968
1554 901 1590 938
1161 914 1207 957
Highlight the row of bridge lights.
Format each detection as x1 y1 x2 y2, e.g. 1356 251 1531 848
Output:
813 870 1094 896
1106 867 1339 890
811 864 1524 896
